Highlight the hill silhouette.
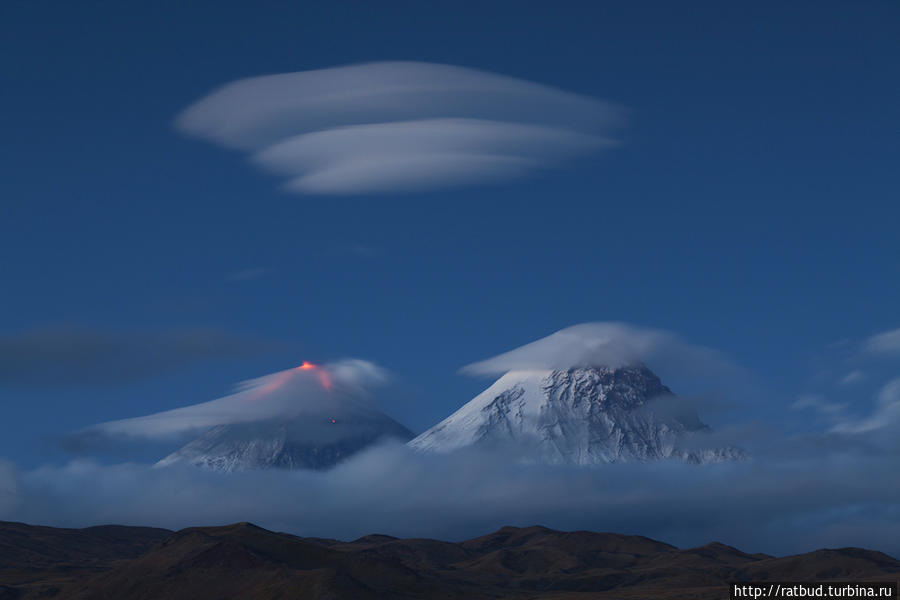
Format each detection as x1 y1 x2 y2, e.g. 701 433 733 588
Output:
1 520 897 599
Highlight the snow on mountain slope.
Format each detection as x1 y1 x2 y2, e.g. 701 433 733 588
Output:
150 360 413 472
156 411 413 472
409 365 744 465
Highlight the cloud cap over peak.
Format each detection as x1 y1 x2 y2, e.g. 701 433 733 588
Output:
461 322 737 378
83 359 390 441
176 61 623 194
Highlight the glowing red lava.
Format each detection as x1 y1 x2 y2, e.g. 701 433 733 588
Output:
319 371 333 391
296 361 332 390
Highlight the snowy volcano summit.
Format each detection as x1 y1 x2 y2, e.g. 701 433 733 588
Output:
409 364 743 464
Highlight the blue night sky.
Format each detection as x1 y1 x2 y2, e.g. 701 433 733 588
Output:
2 0 899 473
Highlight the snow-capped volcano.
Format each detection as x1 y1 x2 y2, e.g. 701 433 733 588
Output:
409 364 743 464
148 360 413 472
156 409 413 472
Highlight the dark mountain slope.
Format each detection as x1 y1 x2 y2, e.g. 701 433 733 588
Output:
0 521 897 600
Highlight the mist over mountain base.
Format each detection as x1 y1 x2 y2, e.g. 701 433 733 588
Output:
2 439 898 560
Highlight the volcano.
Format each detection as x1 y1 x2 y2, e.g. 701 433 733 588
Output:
152 363 414 472
409 364 744 464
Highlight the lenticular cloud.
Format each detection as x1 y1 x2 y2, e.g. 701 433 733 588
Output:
460 322 740 378
176 61 622 194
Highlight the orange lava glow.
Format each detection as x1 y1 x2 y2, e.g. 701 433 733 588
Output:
297 361 331 390
245 362 332 401
296 361 332 390
318 371 333 391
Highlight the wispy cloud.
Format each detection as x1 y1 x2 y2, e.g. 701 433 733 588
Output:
176 62 623 194
838 369 866 385
0 327 272 388
861 326 900 356
226 267 275 282
796 327 900 431
790 393 846 416
831 378 900 434
322 242 382 259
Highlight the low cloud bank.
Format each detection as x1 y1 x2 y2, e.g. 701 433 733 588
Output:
3 428 898 558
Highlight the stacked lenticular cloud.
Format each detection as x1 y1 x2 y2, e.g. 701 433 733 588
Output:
176 61 623 194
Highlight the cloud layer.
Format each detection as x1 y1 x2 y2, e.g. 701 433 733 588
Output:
176 61 622 194
0 327 270 388
3 428 899 558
